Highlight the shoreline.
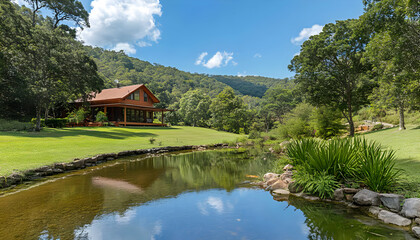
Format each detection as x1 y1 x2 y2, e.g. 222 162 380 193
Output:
0 143 228 191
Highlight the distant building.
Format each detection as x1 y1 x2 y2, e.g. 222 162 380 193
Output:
77 84 171 126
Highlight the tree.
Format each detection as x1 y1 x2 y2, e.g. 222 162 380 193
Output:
46 0 90 29
262 84 297 123
276 103 314 139
289 19 374 136
312 106 345 139
178 90 211 127
362 0 420 130
210 87 252 133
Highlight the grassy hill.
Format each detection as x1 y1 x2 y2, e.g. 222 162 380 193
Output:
362 125 420 197
0 126 239 175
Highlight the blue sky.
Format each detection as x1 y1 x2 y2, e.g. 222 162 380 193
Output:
20 0 365 79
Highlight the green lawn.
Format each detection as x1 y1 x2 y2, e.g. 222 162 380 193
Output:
0 126 239 176
361 125 420 197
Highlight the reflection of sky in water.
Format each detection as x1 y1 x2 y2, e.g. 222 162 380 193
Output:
74 188 307 240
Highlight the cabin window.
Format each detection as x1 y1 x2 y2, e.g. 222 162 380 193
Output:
128 91 140 101
144 92 148 102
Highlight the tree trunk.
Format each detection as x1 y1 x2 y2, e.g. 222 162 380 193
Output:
399 105 406 130
35 107 42 132
44 107 49 120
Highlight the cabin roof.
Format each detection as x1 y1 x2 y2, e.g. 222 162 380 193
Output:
87 84 159 103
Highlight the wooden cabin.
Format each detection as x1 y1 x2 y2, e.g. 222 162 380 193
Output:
78 84 171 127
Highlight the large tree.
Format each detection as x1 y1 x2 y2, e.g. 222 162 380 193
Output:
362 0 420 130
289 19 374 136
178 89 211 127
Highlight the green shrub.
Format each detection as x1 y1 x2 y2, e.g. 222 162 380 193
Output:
31 118 67 128
68 108 88 123
312 106 345 139
287 137 401 192
248 130 261 139
0 119 32 131
357 139 400 192
372 124 383 131
149 137 156 144
95 111 108 123
294 170 340 199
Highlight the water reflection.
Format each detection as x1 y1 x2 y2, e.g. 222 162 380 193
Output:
0 150 413 240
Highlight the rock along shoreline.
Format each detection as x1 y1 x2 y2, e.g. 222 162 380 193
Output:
256 165 420 239
0 143 228 190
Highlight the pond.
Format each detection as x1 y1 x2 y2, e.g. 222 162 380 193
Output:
0 150 414 240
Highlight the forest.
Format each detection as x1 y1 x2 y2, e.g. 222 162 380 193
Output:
0 0 419 137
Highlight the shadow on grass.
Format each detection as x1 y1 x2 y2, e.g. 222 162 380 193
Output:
411 125 420 130
0 127 181 140
394 158 420 198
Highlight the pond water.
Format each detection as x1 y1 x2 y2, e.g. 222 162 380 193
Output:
0 150 414 240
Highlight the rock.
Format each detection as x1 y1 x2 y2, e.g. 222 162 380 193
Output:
54 163 66 170
266 178 279 186
52 168 64 174
379 193 404 212
333 188 345 201
64 163 76 170
106 157 115 161
415 218 420 225
413 226 420 238
264 173 280 182
288 182 303 193
282 164 294 171
345 194 354 202
378 210 411 226
369 206 382 217
6 173 22 185
353 189 380 206
401 198 420 219
73 159 85 169
303 196 320 201
280 171 293 184
343 188 359 194
251 181 265 187
268 179 288 190
272 189 290 195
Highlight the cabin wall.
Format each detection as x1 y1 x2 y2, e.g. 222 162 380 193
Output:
122 87 154 107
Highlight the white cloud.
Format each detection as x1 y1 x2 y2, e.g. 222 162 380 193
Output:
112 43 137 54
79 0 162 52
195 51 235 69
195 52 208 65
137 41 152 47
11 0 27 5
254 53 262 58
237 71 247 77
291 24 323 44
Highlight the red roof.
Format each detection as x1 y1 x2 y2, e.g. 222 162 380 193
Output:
86 84 159 103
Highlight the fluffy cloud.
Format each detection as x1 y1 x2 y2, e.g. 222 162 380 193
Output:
79 0 162 54
195 51 235 69
253 53 262 58
291 24 323 44
112 43 137 54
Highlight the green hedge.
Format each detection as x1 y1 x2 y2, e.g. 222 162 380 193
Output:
0 119 32 131
31 118 68 128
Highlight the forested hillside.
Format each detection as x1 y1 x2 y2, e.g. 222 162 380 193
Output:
85 46 288 103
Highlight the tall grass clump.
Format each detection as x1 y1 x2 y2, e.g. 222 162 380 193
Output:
287 137 400 197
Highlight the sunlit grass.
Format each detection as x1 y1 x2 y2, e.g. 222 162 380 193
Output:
0 126 239 175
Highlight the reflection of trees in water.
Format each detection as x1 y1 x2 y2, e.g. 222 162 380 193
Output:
287 197 408 240
0 150 275 240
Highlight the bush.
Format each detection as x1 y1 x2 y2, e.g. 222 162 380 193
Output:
275 103 315 139
248 130 261 139
357 139 400 192
68 108 88 123
0 119 32 131
149 137 156 144
294 170 340 199
287 137 400 192
312 106 345 139
31 118 67 128
95 111 108 123
372 124 383 131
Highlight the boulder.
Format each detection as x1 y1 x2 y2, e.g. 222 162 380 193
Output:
272 189 290 195
73 159 85 169
343 188 359 194
288 182 303 193
353 189 380 206
282 164 294 171
345 194 354 202
369 206 381 217
401 198 420 219
266 178 279 186
379 193 404 212
416 218 420 225
264 173 280 182
280 171 293 184
268 179 288 190
413 226 420 238
378 210 411 226
333 188 344 201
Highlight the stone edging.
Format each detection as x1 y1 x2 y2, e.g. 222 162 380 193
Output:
258 167 420 239
0 143 228 189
